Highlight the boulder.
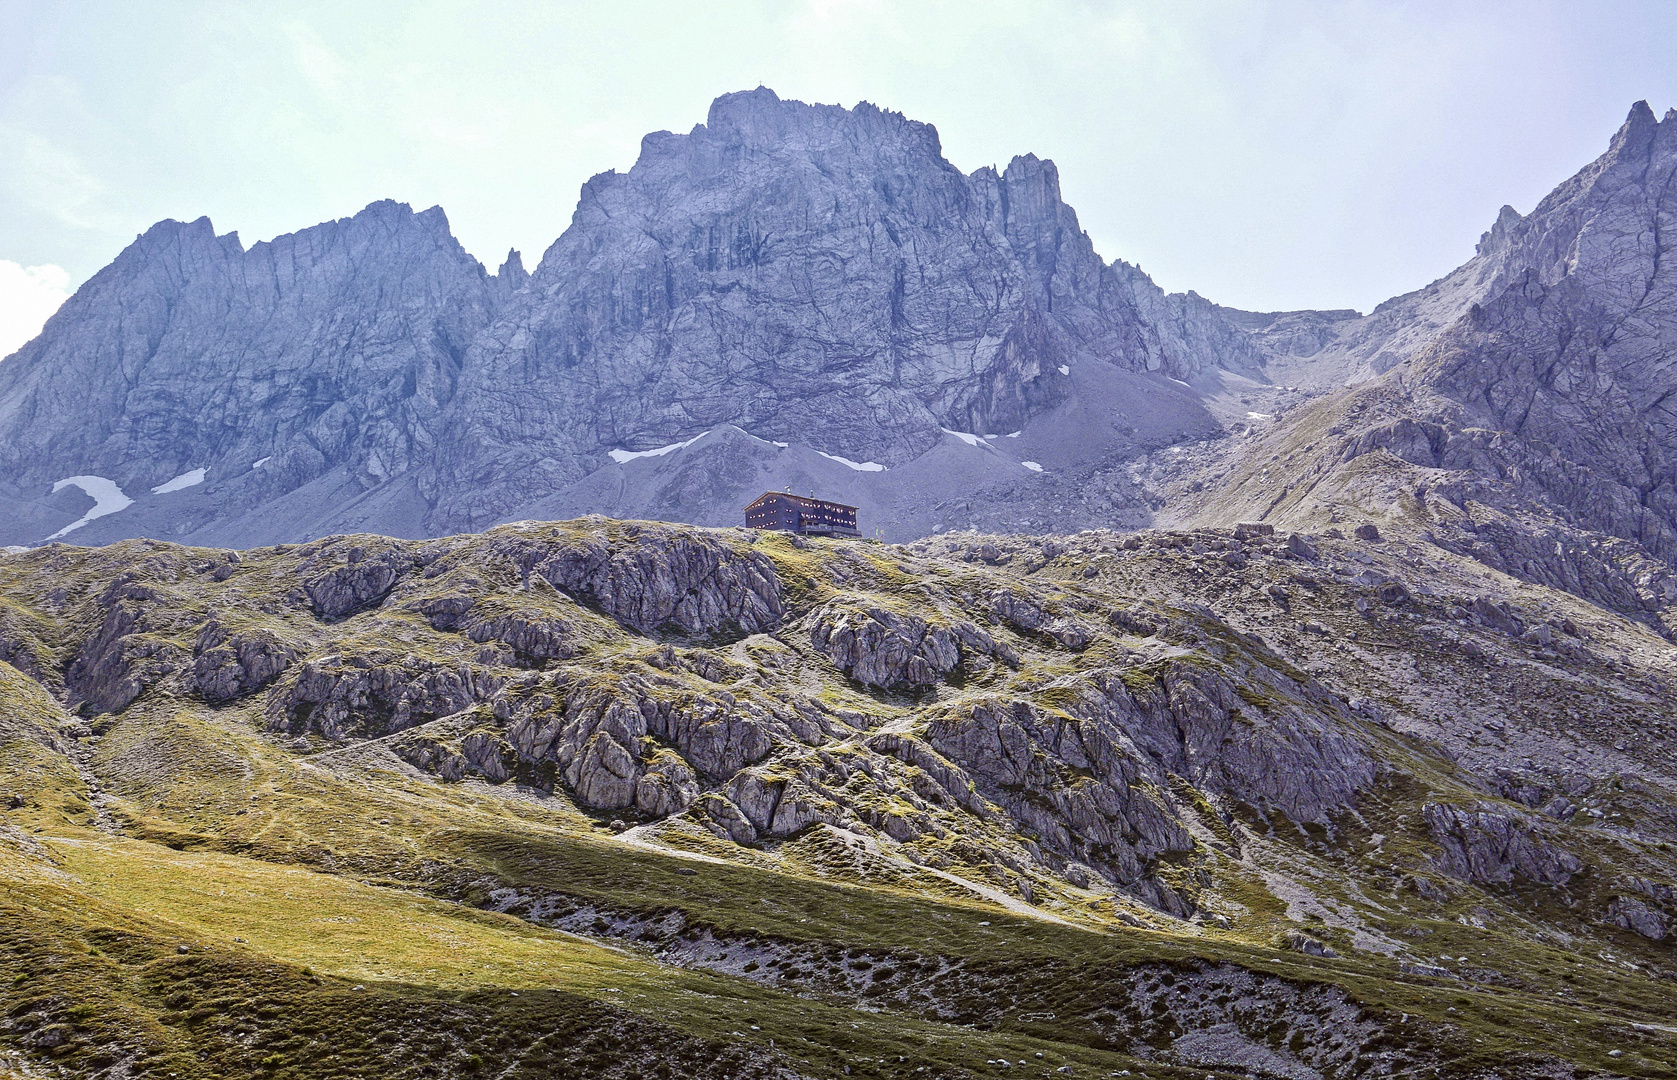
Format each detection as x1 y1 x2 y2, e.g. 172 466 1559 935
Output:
1605 896 1668 941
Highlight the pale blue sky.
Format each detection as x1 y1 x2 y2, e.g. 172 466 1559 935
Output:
4 0 1677 354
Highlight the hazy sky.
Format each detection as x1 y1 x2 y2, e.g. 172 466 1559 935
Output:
4 0 1677 356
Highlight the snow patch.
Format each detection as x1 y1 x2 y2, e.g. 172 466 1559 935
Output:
1021 461 1044 472
941 428 986 447
1004 431 1021 438
152 468 207 494
747 432 789 448
1057 365 1070 375
251 456 272 469
815 450 886 472
43 476 133 541
1169 377 1193 388
1246 411 1272 421
608 433 706 463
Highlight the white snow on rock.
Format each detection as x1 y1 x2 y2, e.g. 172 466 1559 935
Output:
608 433 706 463
1057 365 1070 375
815 449 886 472
1004 431 1021 438
43 476 133 540
152 468 207 494
746 432 789 448
1021 461 1044 472
941 428 987 447
251 456 272 469
1246 411 1272 420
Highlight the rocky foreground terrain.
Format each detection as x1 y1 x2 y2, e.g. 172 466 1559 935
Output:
2 515 1675 1078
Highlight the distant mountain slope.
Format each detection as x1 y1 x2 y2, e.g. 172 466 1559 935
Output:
0 89 1261 547
0 200 512 546
1171 104 1677 638
428 87 1259 531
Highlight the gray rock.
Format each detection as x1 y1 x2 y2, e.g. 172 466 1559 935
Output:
299 538 418 619
274 651 502 740
514 522 784 638
1423 802 1583 886
810 600 961 691
1286 533 1319 561
1605 896 1669 941
1282 930 1337 958
635 752 701 818
0 90 1256 548
193 622 301 703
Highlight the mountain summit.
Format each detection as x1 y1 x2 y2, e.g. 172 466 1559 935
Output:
2 89 1256 546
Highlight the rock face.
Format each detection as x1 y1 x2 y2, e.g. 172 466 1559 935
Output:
1423 802 1583 887
0 88 1257 548
1166 103 1677 644
0 201 502 546
428 88 1257 530
1409 104 1677 563
809 601 962 690
192 622 301 704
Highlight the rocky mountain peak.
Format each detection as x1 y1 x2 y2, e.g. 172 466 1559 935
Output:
8 90 1677 596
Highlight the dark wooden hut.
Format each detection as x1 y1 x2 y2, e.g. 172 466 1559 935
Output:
743 492 860 537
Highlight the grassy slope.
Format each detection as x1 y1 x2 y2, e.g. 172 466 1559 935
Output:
2 526 1676 1079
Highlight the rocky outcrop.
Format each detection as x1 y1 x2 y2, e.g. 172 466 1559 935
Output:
923 692 1194 907
1423 802 1584 887
271 651 511 740
298 538 420 619
986 589 1097 650
391 717 518 784
495 524 785 639
64 578 191 716
1605 895 1669 941
809 602 961 691
192 621 301 703
494 667 839 815
635 751 702 818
